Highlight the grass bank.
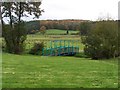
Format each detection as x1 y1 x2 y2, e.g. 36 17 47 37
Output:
2 53 118 88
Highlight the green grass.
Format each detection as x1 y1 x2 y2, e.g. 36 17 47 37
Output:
2 53 118 88
37 29 79 35
27 34 80 41
1 30 118 88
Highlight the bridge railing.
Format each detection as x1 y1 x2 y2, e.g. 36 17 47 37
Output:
42 46 79 56
42 40 79 56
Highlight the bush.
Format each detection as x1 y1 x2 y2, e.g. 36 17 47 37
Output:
29 42 44 55
82 21 119 59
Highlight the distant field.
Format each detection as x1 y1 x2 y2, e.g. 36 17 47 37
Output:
27 34 81 41
37 29 79 35
2 53 118 88
27 29 80 40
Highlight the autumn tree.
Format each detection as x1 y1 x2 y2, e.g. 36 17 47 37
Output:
40 26 46 35
1 1 44 54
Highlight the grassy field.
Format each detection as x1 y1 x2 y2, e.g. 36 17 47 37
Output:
36 29 79 35
2 53 118 88
2 29 118 88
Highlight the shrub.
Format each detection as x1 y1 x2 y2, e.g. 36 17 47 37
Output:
82 21 119 59
29 42 44 55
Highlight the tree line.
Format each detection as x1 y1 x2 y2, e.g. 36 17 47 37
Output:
25 19 91 35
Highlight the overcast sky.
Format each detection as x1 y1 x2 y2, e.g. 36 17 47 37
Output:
36 0 119 21
3 0 120 22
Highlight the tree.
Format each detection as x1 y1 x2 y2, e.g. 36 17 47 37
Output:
118 20 120 56
26 20 40 34
40 26 46 35
1 1 44 54
82 21 119 59
79 22 92 36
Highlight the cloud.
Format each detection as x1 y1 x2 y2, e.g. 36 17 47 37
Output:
40 0 119 20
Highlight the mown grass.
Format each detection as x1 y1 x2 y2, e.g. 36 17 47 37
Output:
36 29 79 35
27 34 81 41
2 53 118 88
27 29 80 41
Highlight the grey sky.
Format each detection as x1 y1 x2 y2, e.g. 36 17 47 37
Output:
38 0 119 21
3 0 120 22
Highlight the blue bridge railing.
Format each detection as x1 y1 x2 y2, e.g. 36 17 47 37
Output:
42 40 79 56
